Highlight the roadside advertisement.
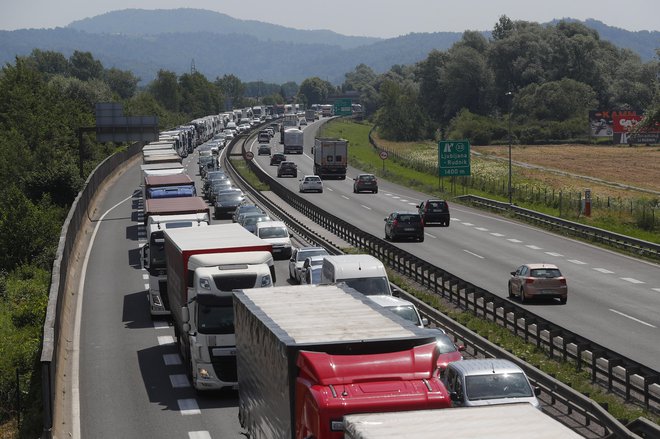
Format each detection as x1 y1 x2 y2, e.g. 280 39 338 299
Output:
612 113 660 145
589 110 614 137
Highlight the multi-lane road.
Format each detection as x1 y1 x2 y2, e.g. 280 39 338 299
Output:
72 118 658 438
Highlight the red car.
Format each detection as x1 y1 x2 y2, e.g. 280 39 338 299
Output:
425 328 465 376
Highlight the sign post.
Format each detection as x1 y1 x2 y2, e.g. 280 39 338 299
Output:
379 150 388 173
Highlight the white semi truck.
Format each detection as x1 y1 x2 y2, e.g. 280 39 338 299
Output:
164 224 274 391
313 138 348 179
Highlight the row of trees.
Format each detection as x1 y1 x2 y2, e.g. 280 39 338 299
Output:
340 17 659 143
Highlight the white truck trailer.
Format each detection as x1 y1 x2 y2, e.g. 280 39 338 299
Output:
283 128 304 154
342 403 583 438
313 138 348 179
164 224 274 390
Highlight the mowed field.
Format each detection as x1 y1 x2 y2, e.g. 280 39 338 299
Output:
373 133 660 201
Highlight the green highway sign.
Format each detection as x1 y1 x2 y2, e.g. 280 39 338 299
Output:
438 140 471 176
333 98 352 116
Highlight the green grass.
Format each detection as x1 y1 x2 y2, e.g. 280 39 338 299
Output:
229 157 269 191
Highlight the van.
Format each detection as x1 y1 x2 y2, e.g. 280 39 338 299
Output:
320 254 392 296
255 220 293 259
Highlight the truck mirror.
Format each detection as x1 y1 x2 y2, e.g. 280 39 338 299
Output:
183 323 191 333
182 306 190 323
141 244 149 269
421 317 429 327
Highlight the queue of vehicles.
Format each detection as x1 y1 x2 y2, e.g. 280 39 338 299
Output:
134 109 574 437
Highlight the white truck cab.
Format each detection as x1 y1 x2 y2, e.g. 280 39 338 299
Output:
320 254 392 296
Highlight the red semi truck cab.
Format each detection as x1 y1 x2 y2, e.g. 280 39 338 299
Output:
295 343 450 439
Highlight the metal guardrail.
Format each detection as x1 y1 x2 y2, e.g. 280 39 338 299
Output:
459 196 660 261
228 137 660 438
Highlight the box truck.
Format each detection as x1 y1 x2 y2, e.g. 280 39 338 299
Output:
164 224 274 390
234 284 451 439
313 138 348 179
283 128 304 154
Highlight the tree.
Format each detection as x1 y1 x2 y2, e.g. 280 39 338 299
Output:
68 50 104 82
375 80 427 141
150 69 182 112
179 72 222 118
216 74 245 108
492 15 514 41
515 79 597 121
26 49 68 77
415 50 448 124
343 64 380 116
297 77 334 106
104 68 140 100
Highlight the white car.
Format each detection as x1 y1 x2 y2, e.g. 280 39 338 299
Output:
255 220 293 259
299 175 323 193
288 247 328 283
299 255 326 285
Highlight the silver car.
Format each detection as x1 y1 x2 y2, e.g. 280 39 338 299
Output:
443 359 541 409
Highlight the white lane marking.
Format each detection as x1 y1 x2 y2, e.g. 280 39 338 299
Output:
526 245 542 250
408 202 417 206
144 284 149 290
424 232 437 238
621 277 644 284
462 222 474 226
189 432 212 439
153 320 169 329
490 233 504 237
464 250 485 259
545 252 563 257
593 268 614 274
392 196 400 199
158 335 175 345
475 227 489 232
341 195 349 200
170 374 191 388
567 259 587 265
609 309 656 328
452 218 461 222
361 205 372 210
73 193 133 439
507 239 522 243
163 354 182 366
653 288 660 293
327 187 334 192
142 274 149 280
178 399 201 415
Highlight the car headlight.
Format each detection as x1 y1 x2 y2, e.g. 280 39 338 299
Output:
199 277 211 290
261 275 272 287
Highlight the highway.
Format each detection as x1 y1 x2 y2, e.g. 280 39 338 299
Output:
248 119 660 371
72 118 658 438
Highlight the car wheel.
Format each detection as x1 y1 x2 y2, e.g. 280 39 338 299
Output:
508 283 514 298
418 235 425 242
559 297 567 305
319 189 323 193
353 187 357 193
374 189 378 194
520 287 527 304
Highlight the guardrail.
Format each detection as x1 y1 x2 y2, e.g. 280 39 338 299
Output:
459 195 660 261
231 138 660 438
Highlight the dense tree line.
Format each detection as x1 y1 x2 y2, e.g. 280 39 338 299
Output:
338 17 658 143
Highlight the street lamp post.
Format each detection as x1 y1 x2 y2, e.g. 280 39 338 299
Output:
506 91 513 204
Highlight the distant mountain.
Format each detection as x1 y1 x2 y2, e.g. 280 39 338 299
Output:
0 10 656 86
68 8 380 50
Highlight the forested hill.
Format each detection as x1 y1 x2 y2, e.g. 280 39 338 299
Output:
0 9 656 84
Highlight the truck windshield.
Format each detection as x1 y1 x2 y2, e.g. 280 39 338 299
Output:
338 277 390 296
197 295 234 335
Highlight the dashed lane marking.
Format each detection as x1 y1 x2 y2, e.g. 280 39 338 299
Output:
464 250 485 259
526 245 542 250
610 309 656 328
178 399 201 415
567 259 587 265
545 252 563 257
170 374 191 389
593 268 614 274
158 335 175 345
621 277 644 284
361 205 372 210
189 432 212 439
507 239 523 243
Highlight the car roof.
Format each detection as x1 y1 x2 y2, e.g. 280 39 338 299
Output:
367 295 416 308
256 220 287 229
524 263 560 270
448 358 524 376
298 246 325 253
391 211 421 216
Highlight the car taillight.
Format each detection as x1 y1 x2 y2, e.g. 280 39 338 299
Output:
525 278 535 284
559 279 567 285
392 219 398 227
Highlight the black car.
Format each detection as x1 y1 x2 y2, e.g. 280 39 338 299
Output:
270 153 286 166
214 189 245 218
418 199 450 227
353 174 378 193
258 144 271 155
384 212 425 242
277 161 297 178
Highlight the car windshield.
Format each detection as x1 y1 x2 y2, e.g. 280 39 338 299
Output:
359 175 375 181
259 226 288 238
465 373 533 400
387 305 420 326
218 194 242 202
338 276 390 295
434 333 458 354
297 249 327 261
530 268 562 278
244 215 269 225
305 177 320 182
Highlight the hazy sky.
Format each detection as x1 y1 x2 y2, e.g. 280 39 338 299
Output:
2 0 659 36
